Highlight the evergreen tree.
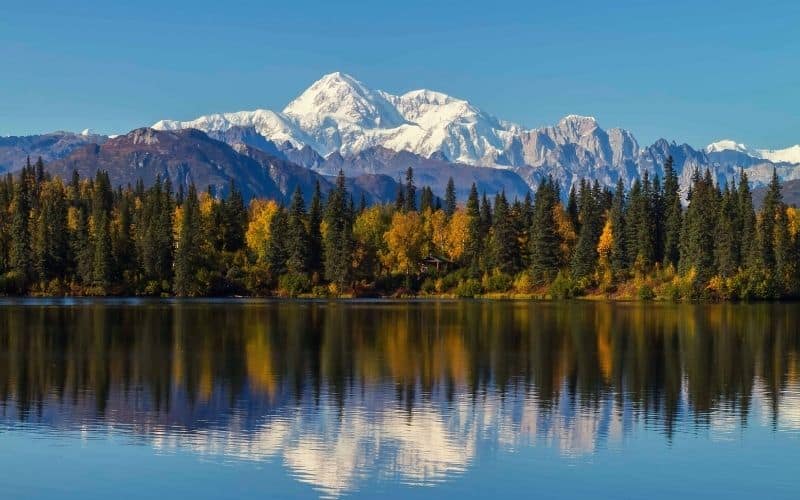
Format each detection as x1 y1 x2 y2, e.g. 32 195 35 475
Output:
308 180 324 275
679 170 718 281
9 173 31 287
174 184 203 296
567 184 579 232
323 170 353 289
490 191 518 274
714 183 737 278
222 180 246 252
662 156 682 268
759 169 782 270
444 177 457 217
464 183 482 275
265 207 288 278
530 178 561 284
285 186 310 275
738 170 760 269
571 180 602 279
609 178 628 278
404 167 416 212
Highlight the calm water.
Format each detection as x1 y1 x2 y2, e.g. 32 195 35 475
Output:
0 300 798 499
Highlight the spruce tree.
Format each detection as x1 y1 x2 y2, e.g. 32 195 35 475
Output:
530 178 561 284
323 170 353 289
404 167 416 212
609 178 627 278
738 170 759 269
286 186 310 275
490 191 518 274
464 183 482 275
662 156 682 268
174 184 202 296
444 177 457 217
759 169 781 270
308 180 324 275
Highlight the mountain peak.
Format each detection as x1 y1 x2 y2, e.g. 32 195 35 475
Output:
558 114 597 125
282 72 405 131
706 139 751 154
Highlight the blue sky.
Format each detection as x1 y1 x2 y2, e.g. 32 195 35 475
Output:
2 0 798 149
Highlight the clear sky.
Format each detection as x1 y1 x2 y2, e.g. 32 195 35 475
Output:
2 0 798 149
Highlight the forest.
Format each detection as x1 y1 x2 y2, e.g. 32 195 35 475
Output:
0 156 797 300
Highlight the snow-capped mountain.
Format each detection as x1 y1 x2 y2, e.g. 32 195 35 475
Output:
153 72 522 165
707 140 800 165
144 72 800 197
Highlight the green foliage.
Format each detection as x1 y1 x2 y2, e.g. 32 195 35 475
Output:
637 283 655 301
278 272 311 297
549 271 580 299
1 155 800 302
455 278 482 298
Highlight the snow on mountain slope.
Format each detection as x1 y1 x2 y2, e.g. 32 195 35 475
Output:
758 145 800 164
153 72 521 165
707 140 800 165
151 72 800 196
153 109 320 152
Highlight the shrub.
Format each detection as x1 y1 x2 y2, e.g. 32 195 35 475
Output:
637 283 655 301
420 278 436 294
278 273 311 297
513 271 535 294
549 271 580 299
485 270 513 293
455 278 482 298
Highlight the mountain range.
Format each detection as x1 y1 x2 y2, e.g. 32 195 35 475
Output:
2 72 800 204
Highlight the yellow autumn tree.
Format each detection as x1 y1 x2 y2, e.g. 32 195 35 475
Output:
383 211 426 275
444 208 470 262
423 208 448 256
353 205 390 276
597 216 614 288
245 199 280 262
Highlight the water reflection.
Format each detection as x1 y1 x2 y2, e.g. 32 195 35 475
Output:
0 301 799 497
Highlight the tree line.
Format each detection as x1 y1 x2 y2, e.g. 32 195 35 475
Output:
0 156 797 299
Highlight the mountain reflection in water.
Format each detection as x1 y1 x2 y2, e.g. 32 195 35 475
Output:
0 300 799 497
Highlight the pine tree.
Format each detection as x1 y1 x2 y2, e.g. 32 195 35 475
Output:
464 183 482 275
9 173 32 287
738 170 759 269
530 178 561 284
566 184 579 232
609 178 627 278
91 172 113 289
662 156 682 268
285 186 310 275
679 170 718 281
759 168 781 270
222 180 246 252
714 183 737 278
323 170 353 289
444 177 457 217
174 184 203 296
404 167 416 212
308 180 324 275
490 191 518 274
571 179 602 279
265 206 288 278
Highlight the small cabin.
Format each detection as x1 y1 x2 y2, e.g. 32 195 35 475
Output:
420 254 452 274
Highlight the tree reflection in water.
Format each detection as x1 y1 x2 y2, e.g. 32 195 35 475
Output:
0 300 798 496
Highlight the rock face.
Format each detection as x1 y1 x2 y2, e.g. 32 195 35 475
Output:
0 131 107 173
44 128 401 204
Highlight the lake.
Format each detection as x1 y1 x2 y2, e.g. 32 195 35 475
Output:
0 299 798 499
